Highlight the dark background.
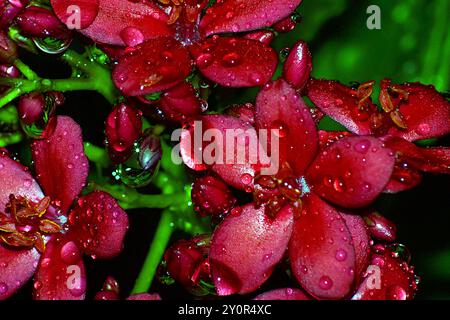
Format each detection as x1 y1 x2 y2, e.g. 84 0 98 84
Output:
9 0 450 300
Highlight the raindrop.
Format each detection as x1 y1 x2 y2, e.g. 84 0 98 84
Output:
221 52 241 67
318 276 333 290
354 139 371 153
0 282 8 295
335 249 347 262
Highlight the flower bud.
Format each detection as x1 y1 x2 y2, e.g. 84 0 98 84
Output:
0 30 17 63
16 5 71 40
158 82 203 123
226 103 255 125
0 64 19 78
192 174 236 218
273 15 298 33
0 0 28 29
161 235 212 294
283 40 312 91
363 211 397 242
94 277 120 300
105 103 142 164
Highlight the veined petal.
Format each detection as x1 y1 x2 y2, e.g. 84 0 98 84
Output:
210 204 293 295
31 116 89 214
200 0 302 36
307 136 395 208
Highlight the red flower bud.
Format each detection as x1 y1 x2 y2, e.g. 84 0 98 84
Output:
16 5 71 40
363 211 397 242
105 103 142 164
283 40 312 91
18 92 45 125
0 30 17 63
191 174 236 218
273 16 297 33
94 277 120 300
158 82 203 123
162 235 211 292
0 0 28 29
0 64 20 78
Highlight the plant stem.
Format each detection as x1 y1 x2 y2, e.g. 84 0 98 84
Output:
14 59 38 80
132 210 174 294
84 142 111 168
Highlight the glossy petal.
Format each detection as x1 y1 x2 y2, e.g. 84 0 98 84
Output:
113 37 192 96
340 213 370 282
384 81 450 141
33 235 86 300
68 191 129 259
31 116 89 214
289 193 356 299
210 204 294 295
307 79 376 135
383 167 422 193
255 79 318 176
352 245 418 300
243 30 275 46
283 40 312 91
158 82 202 122
254 288 311 300
200 0 302 36
307 136 395 208
51 0 100 30
75 0 173 46
384 137 450 174
0 247 40 300
192 37 277 87
363 211 397 242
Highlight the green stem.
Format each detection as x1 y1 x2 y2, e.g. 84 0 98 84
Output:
14 59 38 80
132 210 174 294
84 142 111 168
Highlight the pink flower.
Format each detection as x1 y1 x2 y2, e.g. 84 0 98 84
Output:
0 116 128 300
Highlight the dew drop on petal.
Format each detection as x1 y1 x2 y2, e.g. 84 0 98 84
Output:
318 276 333 290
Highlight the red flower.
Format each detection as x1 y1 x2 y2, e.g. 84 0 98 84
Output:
94 276 161 300
178 79 419 299
307 79 450 192
50 0 302 98
0 116 128 300
0 0 28 29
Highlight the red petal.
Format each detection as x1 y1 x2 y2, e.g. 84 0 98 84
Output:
307 136 395 208
78 0 173 46
384 81 450 141
200 0 302 36
306 79 376 135
283 40 312 91
113 37 192 96
68 191 129 259
158 82 202 123
51 0 99 30
127 293 161 300
289 193 356 299
254 288 311 300
0 153 44 209
33 235 86 300
192 37 277 87
384 167 422 193
0 247 40 300
384 136 450 174
352 244 418 300
255 79 318 176
210 204 294 295
243 31 275 46
340 213 370 283
31 116 88 214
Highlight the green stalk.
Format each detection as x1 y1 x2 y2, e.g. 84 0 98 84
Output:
132 210 174 294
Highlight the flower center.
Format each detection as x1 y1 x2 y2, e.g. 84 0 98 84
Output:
254 164 303 218
0 195 61 253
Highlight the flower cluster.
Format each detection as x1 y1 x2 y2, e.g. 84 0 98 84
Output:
0 0 448 301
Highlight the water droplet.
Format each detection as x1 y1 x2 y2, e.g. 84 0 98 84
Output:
318 276 333 290
120 27 144 47
335 249 347 262
333 178 345 192
0 282 8 295
386 285 407 300
221 52 241 67
33 36 72 54
196 53 214 68
354 139 371 153
270 120 288 138
23 179 33 188
240 173 253 185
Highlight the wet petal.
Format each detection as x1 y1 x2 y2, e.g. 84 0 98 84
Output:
307 136 395 208
76 0 173 46
51 0 100 30
0 153 44 210
32 116 89 214
340 213 371 283
192 37 277 88
113 37 192 96
33 235 86 300
127 293 161 300
210 204 293 295
254 288 311 300
200 0 302 36
289 193 356 299
384 81 450 141
283 40 312 91
68 191 129 259
0 247 40 300
352 244 418 300
306 79 377 135
158 82 202 123
255 79 318 176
